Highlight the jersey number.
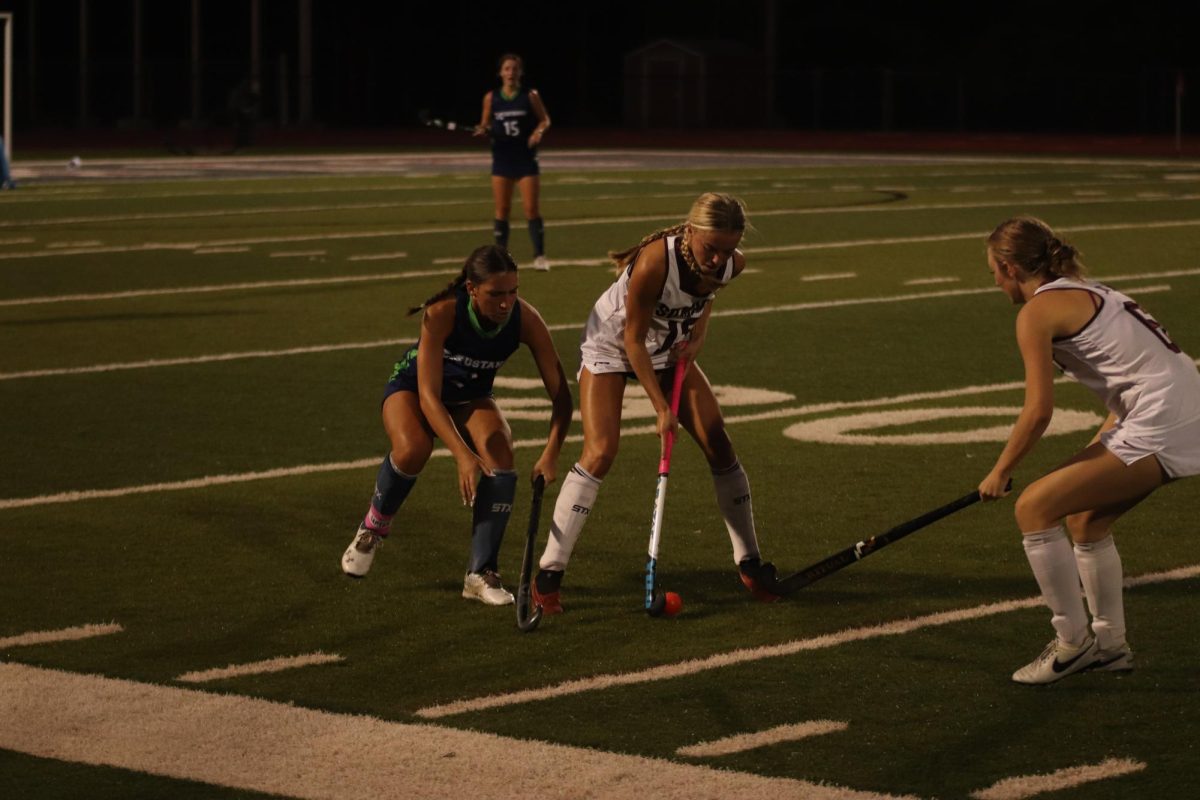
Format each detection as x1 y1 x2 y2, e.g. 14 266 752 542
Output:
503 120 520 137
1124 301 1181 353
654 317 698 355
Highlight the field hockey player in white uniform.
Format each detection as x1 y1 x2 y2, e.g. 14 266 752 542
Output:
531 192 782 614
980 216 1200 684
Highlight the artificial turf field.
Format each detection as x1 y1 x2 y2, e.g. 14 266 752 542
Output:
2 149 1199 799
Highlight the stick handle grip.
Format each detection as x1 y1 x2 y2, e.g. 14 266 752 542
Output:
658 357 690 473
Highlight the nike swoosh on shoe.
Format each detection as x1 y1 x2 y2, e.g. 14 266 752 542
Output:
1051 645 1094 673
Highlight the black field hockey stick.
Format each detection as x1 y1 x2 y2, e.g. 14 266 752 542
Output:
516 474 546 632
644 356 690 617
775 480 1010 595
417 109 485 136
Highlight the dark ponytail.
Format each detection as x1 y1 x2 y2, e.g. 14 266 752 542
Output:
407 245 518 316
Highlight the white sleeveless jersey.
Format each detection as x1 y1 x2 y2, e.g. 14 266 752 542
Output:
1035 277 1200 434
580 235 736 373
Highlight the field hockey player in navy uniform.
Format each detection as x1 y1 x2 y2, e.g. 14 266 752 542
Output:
981 217 1200 683
531 192 782 614
341 245 572 605
474 53 552 271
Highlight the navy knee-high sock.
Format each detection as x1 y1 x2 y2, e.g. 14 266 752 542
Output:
363 455 417 534
528 217 545 256
493 219 510 248
468 469 517 573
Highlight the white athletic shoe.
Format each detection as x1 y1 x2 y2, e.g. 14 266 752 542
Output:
532 256 551 272
1089 644 1134 673
462 570 515 606
341 526 383 578
1012 636 1099 684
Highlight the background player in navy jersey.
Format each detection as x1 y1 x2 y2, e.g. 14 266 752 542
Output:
531 192 782 614
341 245 572 605
980 217 1200 684
474 53 552 271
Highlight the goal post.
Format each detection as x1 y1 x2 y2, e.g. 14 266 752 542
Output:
1 12 11 165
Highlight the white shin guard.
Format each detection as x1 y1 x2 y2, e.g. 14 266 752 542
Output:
539 465 601 572
1022 525 1090 646
713 461 759 564
1075 536 1126 651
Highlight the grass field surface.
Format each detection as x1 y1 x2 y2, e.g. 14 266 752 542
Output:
2 149 1199 799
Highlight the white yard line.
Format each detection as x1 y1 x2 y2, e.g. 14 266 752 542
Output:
904 277 959 285
0 661 913 800
11 364 1200 510
0 623 122 649
0 339 408 380
801 272 857 282
269 250 326 258
677 721 849 758
45 240 103 248
4 196 1200 262
175 652 344 684
750 216 1200 255
1118 284 1171 295
0 268 456 308
193 246 250 254
348 251 408 261
969 758 1146 800
412 565 1200 720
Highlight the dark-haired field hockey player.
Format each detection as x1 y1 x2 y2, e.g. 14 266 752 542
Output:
341 245 572 605
474 53 552 271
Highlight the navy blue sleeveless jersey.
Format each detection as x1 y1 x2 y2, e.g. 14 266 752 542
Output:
489 88 539 178
385 288 522 405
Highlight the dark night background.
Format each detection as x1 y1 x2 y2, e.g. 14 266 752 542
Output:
0 0 1198 141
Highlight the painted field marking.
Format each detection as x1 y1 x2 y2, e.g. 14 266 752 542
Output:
0 339 409 381
348 251 408 261
0 236 36 244
5 197 1200 262
46 240 102 248
782 406 1103 446
904 276 959 286
1120 284 1171 295
969 757 1146 800
677 721 849 758
6 364 1197 511
412 564 1200 719
175 652 345 684
269 250 325 258
0 662 912 800
801 272 857 282
0 269 457 308
193 246 250 254
0 622 122 649
750 216 1200 256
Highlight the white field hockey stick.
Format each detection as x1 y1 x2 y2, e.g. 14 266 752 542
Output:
644 356 690 616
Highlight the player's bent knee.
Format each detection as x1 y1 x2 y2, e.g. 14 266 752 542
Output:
579 447 617 479
1014 486 1056 531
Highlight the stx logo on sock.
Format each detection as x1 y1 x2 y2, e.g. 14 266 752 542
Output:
572 505 591 515
491 503 513 513
733 493 751 505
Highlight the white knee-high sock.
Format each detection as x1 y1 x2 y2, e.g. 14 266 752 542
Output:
539 464 601 571
713 460 760 564
1074 536 1126 651
1022 525 1090 646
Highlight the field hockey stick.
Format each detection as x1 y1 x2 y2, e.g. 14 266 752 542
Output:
417 109 484 135
775 480 1011 595
515 474 546 633
644 356 690 616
